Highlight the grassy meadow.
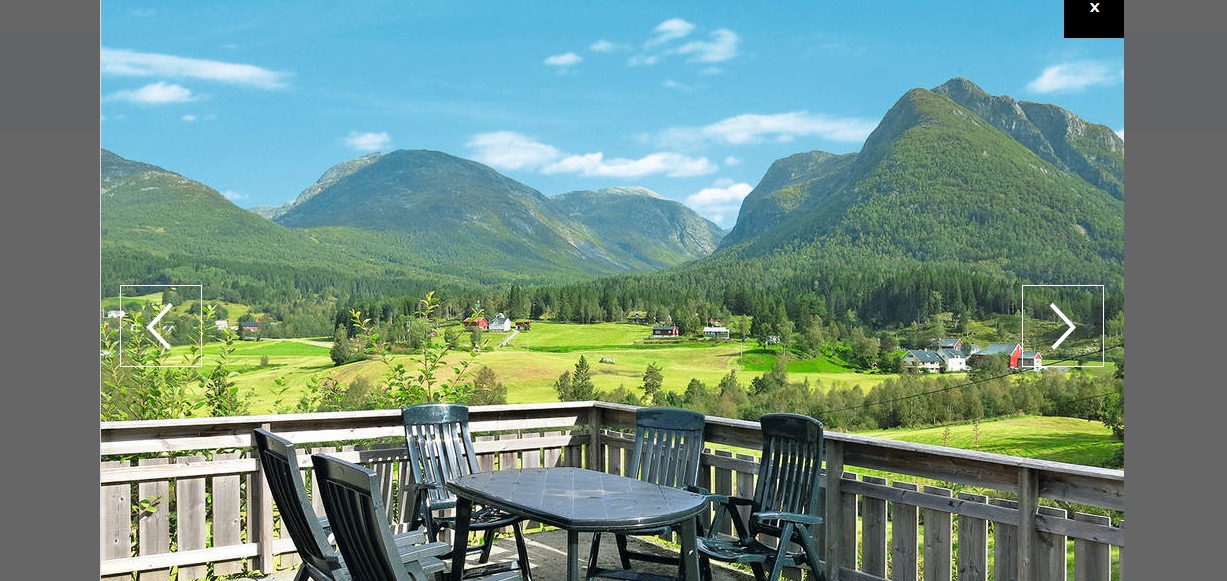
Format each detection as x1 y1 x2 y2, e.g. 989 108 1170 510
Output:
163 320 900 412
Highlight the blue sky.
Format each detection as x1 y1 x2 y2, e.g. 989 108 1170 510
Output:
100 1 1124 228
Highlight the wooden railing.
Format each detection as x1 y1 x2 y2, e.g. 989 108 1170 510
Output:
100 402 1124 581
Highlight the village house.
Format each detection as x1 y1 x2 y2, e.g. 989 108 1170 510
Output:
1020 351 1043 369
487 313 512 333
969 343 1023 369
651 324 679 337
937 348 969 372
900 349 944 373
464 316 489 330
702 326 730 339
515 321 532 331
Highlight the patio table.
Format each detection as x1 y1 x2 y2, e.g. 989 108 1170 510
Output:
447 467 709 581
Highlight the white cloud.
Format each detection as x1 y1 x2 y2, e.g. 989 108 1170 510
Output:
676 29 740 63
543 151 717 178
467 131 716 179
182 114 198 122
343 131 391 152
685 182 753 227
590 39 625 53
220 190 247 201
648 18 695 46
628 54 661 67
1026 61 1123 93
545 52 583 67
106 82 196 104
100 47 290 89
662 79 694 91
723 156 741 166
658 111 878 149
467 132 563 169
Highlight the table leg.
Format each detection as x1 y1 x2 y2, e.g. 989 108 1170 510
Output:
452 498 473 581
567 529 580 581
679 518 699 581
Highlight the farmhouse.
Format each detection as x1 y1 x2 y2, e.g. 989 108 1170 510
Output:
651 324 679 337
105 310 125 319
626 311 648 323
901 349 944 373
937 337 964 351
515 321 532 331
969 343 1023 369
488 313 512 332
1020 351 1043 369
938 348 969 371
464 317 488 330
702 326 730 339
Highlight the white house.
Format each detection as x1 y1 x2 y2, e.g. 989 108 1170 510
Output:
488 313 513 332
937 349 969 372
702 326 730 339
901 349 944 373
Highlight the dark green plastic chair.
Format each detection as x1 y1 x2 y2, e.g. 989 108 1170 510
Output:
695 413 827 581
401 404 533 580
312 452 522 581
586 407 707 581
253 428 451 581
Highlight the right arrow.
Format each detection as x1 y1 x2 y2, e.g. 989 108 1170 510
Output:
1050 303 1076 349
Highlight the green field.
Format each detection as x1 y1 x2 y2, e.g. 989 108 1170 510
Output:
858 415 1121 466
161 321 901 412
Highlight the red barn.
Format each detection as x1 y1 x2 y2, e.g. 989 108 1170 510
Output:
969 343 1023 369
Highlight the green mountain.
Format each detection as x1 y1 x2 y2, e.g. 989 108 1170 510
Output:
99 150 472 301
273 150 724 274
550 187 727 269
101 149 726 302
715 79 1124 291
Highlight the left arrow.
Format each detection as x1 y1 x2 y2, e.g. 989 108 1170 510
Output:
147 303 173 350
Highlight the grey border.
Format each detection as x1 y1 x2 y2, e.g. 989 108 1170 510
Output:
1127 1 1222 577
3 2 100 579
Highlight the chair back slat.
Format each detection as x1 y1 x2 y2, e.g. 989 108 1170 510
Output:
313 454 419 581
253 429 342 580
629 407 705 489
403 404 482 507
751 413 824 536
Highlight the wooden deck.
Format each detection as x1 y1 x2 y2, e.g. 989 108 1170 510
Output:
101 402 1123 581
242 529 754 581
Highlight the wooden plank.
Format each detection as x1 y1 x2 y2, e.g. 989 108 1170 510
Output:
839 472 857 567
136 457 170 581
956 492 988 581
734 453 756 538
823 440 846 579
1073 513 1112 581
100 460 132 581
176 455 207 581
890 482 918 581
922 485 953 581
991 499 1019 581
710 450 734 537
1017 468 1037 581
544 431 563 467
212 452 244 576
1036 505 1068 581
860 475 888 579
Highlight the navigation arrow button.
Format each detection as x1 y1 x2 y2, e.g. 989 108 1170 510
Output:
147 303 173 350
1050 303 1076 349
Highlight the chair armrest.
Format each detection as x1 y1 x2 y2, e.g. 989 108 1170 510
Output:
703 495 754 540
684 484 710 495
751 511 823 526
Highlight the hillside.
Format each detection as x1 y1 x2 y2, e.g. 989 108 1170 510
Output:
273 149 724 275
714 79 1123 290
550 187 727 268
